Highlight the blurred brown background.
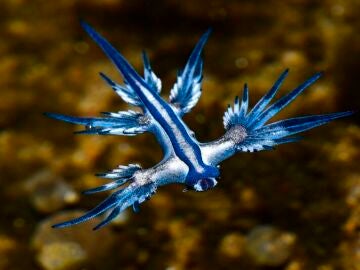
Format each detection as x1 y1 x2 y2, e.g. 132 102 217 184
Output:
0 0 359 269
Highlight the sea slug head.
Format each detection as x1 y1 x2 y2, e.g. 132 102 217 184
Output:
193 177 218 192
187 165 219 192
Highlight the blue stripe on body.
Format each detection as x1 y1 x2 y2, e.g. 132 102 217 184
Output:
81 22 213 180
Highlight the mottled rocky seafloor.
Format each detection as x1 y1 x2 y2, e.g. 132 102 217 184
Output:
1 0 359 270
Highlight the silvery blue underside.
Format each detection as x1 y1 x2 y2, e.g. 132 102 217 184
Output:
45 22 352 230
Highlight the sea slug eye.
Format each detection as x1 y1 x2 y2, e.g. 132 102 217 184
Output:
194 177 218 192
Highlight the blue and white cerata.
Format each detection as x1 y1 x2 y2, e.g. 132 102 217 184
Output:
46 22 352 230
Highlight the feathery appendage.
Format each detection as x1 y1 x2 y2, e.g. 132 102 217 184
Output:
99 51 162 108
99 72 142 107
142 51 162 93
52 164 156 230
223 70 353 152
83 164 141 194
44 111 150 135
169 29 211 114
82 20 209 116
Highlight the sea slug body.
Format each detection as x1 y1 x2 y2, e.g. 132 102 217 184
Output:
46 22 352 230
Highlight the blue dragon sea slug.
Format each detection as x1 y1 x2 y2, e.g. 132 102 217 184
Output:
46 22 352 230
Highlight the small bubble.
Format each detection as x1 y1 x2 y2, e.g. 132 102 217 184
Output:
246 226 296 266
74 42 89 54
63 190 79 204
219 233 245 258
235 57 249 69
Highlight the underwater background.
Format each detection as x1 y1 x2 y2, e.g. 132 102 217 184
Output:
1 0 359 269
